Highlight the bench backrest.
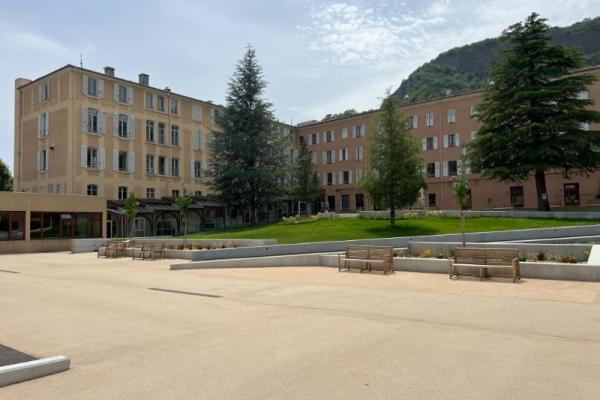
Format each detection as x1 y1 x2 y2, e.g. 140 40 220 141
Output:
345 245 393 261
107 241 126 249
453 248 518 265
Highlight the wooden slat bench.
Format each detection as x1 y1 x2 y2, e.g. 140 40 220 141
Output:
450 248 520 282
338 245 394 274
139 242 165 260
104 241 126 258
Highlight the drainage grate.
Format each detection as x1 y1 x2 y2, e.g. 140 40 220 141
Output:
148 288 222 298
0 269 19 274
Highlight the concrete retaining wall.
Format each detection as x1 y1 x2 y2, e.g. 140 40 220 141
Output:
0 239 72 254
75 238 277 254
0 356 70 387
184 224 600 261
360 210 600 219
408 242 592 260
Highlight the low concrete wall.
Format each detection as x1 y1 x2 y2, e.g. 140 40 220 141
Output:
408 242 592 260
171 253 323 270
183 224 600 261
77 238 277 254
0 239 72 254
0 356 70 387
504 235 600 244
360 210 600 220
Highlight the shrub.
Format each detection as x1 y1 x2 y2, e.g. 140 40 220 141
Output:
526 253 539 262
519 254 527 262
560 253 579 264
547 254 562 262
536 252 545 261
281 215 320 225
417 249 433 258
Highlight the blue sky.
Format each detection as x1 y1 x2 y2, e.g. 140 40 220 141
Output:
1 0 599 170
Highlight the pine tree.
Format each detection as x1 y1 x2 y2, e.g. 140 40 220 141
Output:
291 141 322 215
469 13 600 211
0 159 12 191
209 45 287 225
361 90 427 226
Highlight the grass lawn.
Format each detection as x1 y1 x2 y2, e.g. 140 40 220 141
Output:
184 216 599 244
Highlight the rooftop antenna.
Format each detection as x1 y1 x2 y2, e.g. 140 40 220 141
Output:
80 54 83 68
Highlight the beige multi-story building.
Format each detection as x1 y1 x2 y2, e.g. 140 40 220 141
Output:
296 65 600 212
14 64 219 200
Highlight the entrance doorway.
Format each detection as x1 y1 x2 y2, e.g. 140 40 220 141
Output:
564 183 580 206
327 195 335 212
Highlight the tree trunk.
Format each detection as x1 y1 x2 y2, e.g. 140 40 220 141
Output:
460 209 466 247
534 170 550 211
250 206 257 225
389 206 396 226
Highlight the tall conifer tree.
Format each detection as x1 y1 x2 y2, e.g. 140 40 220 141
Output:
469 13 600 210
209 46 287 224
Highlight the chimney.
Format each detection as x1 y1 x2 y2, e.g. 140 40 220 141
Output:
445 89 452 96
164 87 171 92
104 66 115 77
139 73 149 86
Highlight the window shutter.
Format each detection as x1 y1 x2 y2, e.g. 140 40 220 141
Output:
359 146 363 160
112 112 118 136
435 162 440 177
112 149 119 171
470 131 477 141
331 130 335 141
37 150 41 172
46 149 49 171
332 151 336 163
81 106 88 132
339 149 343 161
443 135 448 148
322 173 326 185
322 151 326 164
355 147 359 160
127 86 133 104
422 138 427 151
316 134 320 144
457 159 463 173
349 170 353 184
194 128 202 149
113 83 119 101
465 163 471 175
98 80 104 98
322 132 327 142
433 136 438 149
80 145 87 168
82 75 88 95
190 160 195 178
128 152 135 172
193 104 202 121
37 114 43 138
443 161 448 176
98 148 106 170
455 133 460 147
44 112 49 135
352 126 357 137
38 85 44 102
128 116 135 138
98 111 105 134
337 171 342 185
362 124 367 136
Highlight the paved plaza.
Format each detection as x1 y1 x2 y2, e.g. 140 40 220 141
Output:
1 252 600 399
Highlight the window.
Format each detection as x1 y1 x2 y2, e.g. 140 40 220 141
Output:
408 115 418 129
30 212 101 239
299 136 305 144
38 150 48 172
171 125 180 146
192 104 202 121
158 156 167 175
39 82 50 102
326 151 333 164
117 114 129 138
87 77 98 97
510 186 524 207
340 148 348 161
157 96 165 112
448 160 458 176
194 191 202 196
426 163 435 177
146 188 155 199
171 189 180 197
86 147 98 169
158 122 166 144
38 112 48 137
425 112 434 127
145 93 153 109
448 134 457 148
171 158 180 177
469 105 478 118
426 137 434 150
310 133 318 145
211 109 220 123
118 151 128 172
356 168 363 181
53 184 63 194
354 125 363 137
87 184 98 196
564 183 580 206
447 109 456 123
355 194 364 210
326 172 333 186
170 99 179 115
193 161 202 179
117 84 127 103
341 195 350 210
87 108 99 133
146 120 155 142
343 171 350 184
428 193 436 207
326 130 334 142
146 154 155 174
356 146 363 161
118 186 128 200
0 211 25 240
341 128 348 139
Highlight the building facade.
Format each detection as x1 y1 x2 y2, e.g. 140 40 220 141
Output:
296 66 600 212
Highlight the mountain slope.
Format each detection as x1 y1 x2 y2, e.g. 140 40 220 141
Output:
393 17 600 103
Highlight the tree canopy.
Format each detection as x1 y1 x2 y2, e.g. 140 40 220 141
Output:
208 45 287 224
0 159 13 191
290 140 322 215
468 13 600 210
